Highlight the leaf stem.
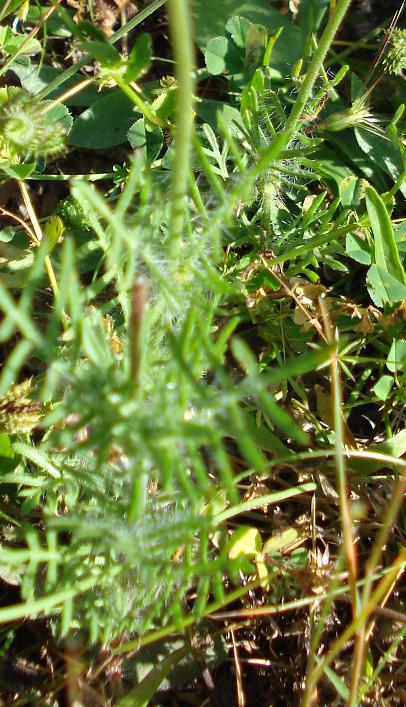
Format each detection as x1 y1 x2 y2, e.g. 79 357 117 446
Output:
166 0 195 248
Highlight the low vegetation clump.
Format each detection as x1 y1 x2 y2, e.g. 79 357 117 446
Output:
0 0 405 704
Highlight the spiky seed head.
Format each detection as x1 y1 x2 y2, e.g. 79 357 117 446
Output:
382 28 406 77
0 88 70 160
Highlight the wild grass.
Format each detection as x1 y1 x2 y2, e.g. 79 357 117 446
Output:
0 0 405 704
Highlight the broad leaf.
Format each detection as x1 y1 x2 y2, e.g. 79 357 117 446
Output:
127 119 163 163
355 127 406 198
366 264 406 307
69 92 141 148
193 1 304 76
387 339 406 373
345 233 371 265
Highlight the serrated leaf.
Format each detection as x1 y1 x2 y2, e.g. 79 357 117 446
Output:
0 162 35 180
204 35 243 76
44 216 64 252
192 1 304 77
0 27 40 56
339 175 364 208
226 16 252 49
79 40 121 67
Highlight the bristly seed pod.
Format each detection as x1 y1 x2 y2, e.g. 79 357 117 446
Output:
0 378 43 435
0 88 72 161
382 28 406 76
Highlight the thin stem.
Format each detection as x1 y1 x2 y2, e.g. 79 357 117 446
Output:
40 79 94 113
301 548 346 707
0 1 62 79
0 206 37 242
37 0 168 100
210 0 353 238
350 462 406 704
255 0 353 175
166 0 195 248
321 299 358 612
307 549 406 689
114 78 168 128
19 182 59 301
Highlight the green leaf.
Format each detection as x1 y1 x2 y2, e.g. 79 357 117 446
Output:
27 6 74 37
386 339 406 373
44 216 65 253
78 40 121 67
345 233 371 265
193 1 304 76
46 102 73 136
127 119 163 163
263 527 299 555
0 0 26 20
125 33 152 82
366 186 406 283
118 646 187 707
323 664 350 701
371 375 393 401
0 27 41 56
11 63 101 107
339 176 364 209
0 162 35 180
327 131 387 189
355 128 406 198
0 432 17 474
226 15 252 49
69 92 141 148
366 265 406 307
227 526 262 559
204 35 243 76
195 100 243 134
349 428 406 475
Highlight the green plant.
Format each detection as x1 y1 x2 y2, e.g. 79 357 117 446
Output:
0 0 405 704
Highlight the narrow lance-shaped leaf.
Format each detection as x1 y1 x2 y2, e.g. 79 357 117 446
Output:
366 185 406 284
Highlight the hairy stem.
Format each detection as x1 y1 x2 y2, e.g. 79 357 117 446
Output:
166 0 195 249
257 0 353 173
